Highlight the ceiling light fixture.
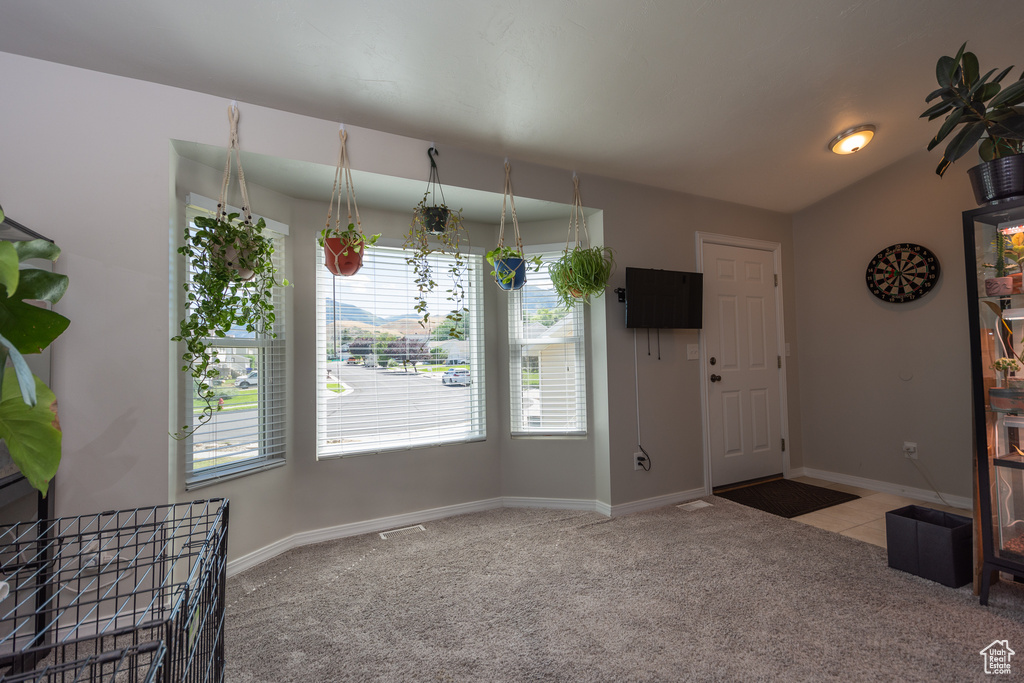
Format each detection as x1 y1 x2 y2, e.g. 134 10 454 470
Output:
829 125 876 155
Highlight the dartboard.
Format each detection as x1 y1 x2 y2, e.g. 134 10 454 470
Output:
865 243 940 303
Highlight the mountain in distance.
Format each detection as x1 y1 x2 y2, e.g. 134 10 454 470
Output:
324 298 417 325
326 286 561 325
520 284 561 312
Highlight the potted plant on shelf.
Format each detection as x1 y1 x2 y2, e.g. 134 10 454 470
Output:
487 161 541 291
985 230 1013 295
549 175 614 307
922 42 1024 205
405 146 469 337
320 128 379 276
984 300 1024 411
0 202 69 496
173 104 287 438
994 356 1020 388
1000 229 1024 294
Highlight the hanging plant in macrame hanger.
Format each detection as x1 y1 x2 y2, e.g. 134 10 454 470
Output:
486 160 541 290
319 126 380 276
549 173 615 308
406 146 469 338
173 102 286 438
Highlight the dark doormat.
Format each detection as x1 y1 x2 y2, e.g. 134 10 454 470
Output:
714 478 859 518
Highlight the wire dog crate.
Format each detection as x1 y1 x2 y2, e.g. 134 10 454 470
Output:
0 499 228 683
1 641 166 683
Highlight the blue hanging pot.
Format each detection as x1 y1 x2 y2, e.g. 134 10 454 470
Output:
495 257 527 290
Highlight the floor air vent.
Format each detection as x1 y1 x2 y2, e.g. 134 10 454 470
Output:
677 500 713 511
379 524 426 540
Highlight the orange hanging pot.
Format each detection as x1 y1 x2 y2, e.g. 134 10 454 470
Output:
323 235 364 276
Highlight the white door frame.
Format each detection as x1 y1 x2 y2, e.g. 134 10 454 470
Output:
695 232 791 494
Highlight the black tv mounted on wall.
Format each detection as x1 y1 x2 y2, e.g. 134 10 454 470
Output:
624 267 703 329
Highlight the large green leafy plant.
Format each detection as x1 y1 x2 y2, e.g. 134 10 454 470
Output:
922 42 1024 176
173 212 283 437
0 202 69 495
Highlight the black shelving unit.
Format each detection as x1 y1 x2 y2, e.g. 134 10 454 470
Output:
963 195 1024 604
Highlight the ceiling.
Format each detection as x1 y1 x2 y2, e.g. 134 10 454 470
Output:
171 140 576 224
3 1 1024 213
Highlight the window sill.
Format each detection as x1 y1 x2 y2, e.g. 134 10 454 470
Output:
186 457 286 491
317 435 487 460
509 432 588 440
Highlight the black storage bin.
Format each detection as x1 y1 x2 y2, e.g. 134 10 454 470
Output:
885 505 972 588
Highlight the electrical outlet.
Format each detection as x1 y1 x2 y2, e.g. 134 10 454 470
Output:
903 441 918 460
634 452 647 470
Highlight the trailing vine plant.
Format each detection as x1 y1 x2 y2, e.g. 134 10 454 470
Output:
172 104 286 439
404 146 469 339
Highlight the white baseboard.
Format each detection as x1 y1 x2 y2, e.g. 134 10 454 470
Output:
502 496 603 512
228 497 504 576
790 467 971 510
609 488 707 517
228 489 709 577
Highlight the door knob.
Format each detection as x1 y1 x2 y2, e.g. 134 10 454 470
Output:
710 374 722 382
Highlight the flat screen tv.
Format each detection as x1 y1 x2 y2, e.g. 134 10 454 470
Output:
624 267 703 329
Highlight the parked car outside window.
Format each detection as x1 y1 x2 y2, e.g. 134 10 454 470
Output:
235 370 258 388
441 369 472 386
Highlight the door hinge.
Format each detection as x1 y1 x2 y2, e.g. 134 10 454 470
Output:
778 356 782 369
774 274 778 287
781 437 786 452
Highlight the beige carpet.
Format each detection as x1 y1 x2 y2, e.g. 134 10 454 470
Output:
226 498 1024 681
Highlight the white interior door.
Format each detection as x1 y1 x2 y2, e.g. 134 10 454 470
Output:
702 241 783 487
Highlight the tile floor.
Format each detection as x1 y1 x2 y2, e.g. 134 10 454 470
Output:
789 476 970 548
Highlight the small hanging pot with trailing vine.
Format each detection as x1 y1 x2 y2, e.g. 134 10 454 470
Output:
319 126 379 276
549 174 614 308
406 146 469 338
486 160 541 291
172 103 287 439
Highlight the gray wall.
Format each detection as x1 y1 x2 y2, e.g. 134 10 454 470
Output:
2 51 800 562
792 150 976 497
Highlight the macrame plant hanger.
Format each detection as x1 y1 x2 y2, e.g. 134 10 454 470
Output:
494 160 526 289
421 146 452 234
217 102 257 281
322 127 370 278
565 173 591 255
326 128 361 231
426 146 447 209
559 173 592 299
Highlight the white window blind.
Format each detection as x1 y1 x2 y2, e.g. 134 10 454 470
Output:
508 251 587 435
181 202 287 486
316 244 485 457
